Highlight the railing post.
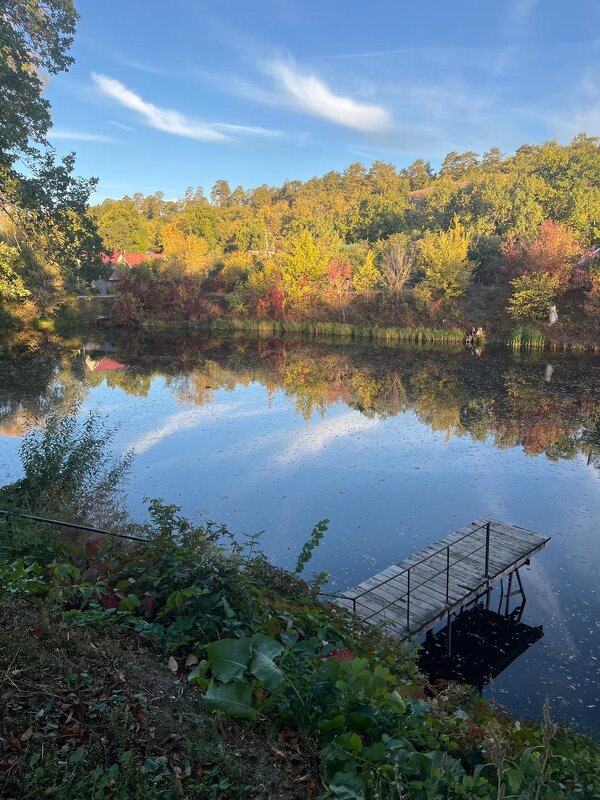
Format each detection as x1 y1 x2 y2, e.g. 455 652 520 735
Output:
352 597 356 615
446 545 450 605
406 568 411 631
484 522 491 578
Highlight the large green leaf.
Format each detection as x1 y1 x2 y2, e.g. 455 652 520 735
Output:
204 680 257 721
249 633 284 689
206 637 251 682
328 770 365 800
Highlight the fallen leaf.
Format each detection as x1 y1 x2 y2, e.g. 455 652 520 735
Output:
185 654 199 667
168 656 179 673
20 728 34 743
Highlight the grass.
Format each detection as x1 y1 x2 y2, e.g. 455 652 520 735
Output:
204 317 467 345
0 597 316 800
506 325 548 350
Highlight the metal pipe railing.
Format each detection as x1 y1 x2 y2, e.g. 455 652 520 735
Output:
0 509 147 542
322 521 496 631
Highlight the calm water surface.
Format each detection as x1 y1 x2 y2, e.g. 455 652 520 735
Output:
1 332 599 730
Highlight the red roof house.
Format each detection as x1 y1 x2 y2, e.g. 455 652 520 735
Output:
92 358 125 372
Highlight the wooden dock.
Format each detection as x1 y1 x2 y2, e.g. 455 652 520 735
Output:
330 519 550 641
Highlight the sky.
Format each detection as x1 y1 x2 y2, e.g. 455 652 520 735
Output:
45 0 600 201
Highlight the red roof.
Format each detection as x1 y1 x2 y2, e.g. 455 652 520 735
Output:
101 251 163 266
93 358 125 372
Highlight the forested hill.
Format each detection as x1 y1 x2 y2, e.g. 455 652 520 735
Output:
92 136 600 333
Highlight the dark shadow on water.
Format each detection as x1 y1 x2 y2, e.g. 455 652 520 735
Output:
419 604 544 694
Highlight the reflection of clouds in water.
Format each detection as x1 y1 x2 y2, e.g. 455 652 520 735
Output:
128 402 269 455
275 410 380 465
526 562 578 656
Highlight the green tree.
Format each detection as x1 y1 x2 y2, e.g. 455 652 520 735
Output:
507 272 559 320
405 159 434 190
0 1 77 166
211 180 232 207
0 242 29 301
92 198 149 253
0 0 102 317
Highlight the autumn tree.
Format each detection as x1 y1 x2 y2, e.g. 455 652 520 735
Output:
210 180 232 207
353 250 380 297
283 228 335 306
380 238 416 293
415 216 474 310
326 258 353 321
502 220 580 290
161 220 211 276
405 159 434 191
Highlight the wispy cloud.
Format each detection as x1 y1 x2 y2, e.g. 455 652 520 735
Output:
93 73 230 142
92 73 283 143
114 56 168 76
267 59 392 132
108 119 134 132
276 411 380 465
129 404 241 455
509 0 539 31
48 128 116 143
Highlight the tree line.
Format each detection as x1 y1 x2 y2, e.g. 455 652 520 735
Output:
94 138 600 328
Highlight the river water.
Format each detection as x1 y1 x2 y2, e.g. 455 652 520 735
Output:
1 331 599 730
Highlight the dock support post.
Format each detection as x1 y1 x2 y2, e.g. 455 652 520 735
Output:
406 568 411 632
447 611 452 657
484 522 491 610
505 571 514 616
445 546 450 604
484 522 491 578
515 567 526 602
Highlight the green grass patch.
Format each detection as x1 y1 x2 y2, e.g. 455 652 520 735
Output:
205 318 466 345
506 325 548 350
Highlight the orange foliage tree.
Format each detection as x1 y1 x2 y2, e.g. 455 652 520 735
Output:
502 220 580 290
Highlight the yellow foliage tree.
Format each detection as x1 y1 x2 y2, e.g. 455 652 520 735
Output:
161 220 211 277
282 229 331 305
415 216 474 308
353 250 380 297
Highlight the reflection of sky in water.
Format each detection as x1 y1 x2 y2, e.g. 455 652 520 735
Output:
1 370 599 730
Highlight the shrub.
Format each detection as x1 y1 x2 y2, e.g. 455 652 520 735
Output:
15 407 131 527
507 272 559 321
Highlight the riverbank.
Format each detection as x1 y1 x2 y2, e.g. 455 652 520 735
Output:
133 315 600 353
2 409 600 798
1 506 599 798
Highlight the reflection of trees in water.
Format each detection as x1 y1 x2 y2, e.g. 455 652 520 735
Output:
0 345 87 437
1 334 599 463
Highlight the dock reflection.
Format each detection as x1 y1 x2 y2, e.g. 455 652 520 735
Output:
419 604 543 693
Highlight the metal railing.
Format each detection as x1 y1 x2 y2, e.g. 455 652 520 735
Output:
0 509 147 542
321 521 493 632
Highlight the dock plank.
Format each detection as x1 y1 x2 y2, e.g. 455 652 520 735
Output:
330 520 549 640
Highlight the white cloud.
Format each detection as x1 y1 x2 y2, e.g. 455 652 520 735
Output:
267 59 392 132
93 73 230 142
48 128 116 143
93 74 285 143
276 411 380 464
129 404 241 455
108 119 134 132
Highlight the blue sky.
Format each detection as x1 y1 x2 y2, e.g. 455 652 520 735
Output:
46 0 600 200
